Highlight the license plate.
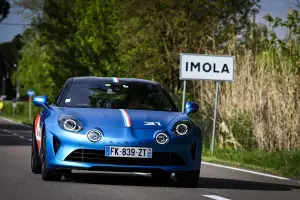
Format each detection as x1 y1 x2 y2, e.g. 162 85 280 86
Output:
105 146 152 158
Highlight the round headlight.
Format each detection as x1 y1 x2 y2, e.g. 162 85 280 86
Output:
58 115 83 132
156 133 169 145
87 130 103 142
175 124 188 135
63 119 77 131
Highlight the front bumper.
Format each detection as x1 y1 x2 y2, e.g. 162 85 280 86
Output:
44 125 202 173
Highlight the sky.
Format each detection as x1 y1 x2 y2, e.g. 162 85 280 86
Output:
0 0 298 43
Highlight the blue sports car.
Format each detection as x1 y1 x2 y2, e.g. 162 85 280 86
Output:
31 77 202 186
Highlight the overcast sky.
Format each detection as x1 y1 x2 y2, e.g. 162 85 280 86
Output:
0 0 297 43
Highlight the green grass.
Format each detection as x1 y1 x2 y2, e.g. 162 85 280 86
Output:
203 148 300 180
0 101 40 125
0 113 33 125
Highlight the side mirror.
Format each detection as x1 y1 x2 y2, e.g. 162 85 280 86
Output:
33 95 49 108
184 102 199 115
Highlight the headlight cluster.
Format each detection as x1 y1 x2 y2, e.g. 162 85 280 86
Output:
58 115 83 132
172 121 192 136
155 121 192 145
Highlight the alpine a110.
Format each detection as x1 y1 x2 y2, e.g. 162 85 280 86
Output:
31 77 202 186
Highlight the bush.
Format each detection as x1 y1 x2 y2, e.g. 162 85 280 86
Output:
0 101 41 124
229 112 258 150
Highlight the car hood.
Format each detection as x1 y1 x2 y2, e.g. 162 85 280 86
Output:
57 107 180 129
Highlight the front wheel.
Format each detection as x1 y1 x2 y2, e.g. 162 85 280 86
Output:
175 170 200 187
31 132 41 174
41 132 62 181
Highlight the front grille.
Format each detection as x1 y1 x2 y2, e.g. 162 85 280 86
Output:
65 149 186 166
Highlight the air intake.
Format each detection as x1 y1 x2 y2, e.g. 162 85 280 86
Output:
53 135 61 155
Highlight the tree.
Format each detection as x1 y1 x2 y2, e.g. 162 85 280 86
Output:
0 34 22 99
238 22 268 55
118 0 261 94
70 0 120 77
264 2 300 73
14 0 43 12
14 0 261 100
13 28 57 99
0 0 10 22
15 0 120 100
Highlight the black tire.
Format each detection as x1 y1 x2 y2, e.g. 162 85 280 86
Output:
175 170 200 187
31 132 42 174
151 171 172 181
41 131 62 181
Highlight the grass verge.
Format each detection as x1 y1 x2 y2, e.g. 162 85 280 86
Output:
0 113 33 126
0 101 40 125
203 148 300 180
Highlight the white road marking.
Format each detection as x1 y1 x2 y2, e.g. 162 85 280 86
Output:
0 117 32 128
28 139 32 141
1 129 11 133
202 161 290 180
9 130 31 133
203 195 231 200
0 135 17 137
0 117 18 124
19 136 24 139
12 133 19 136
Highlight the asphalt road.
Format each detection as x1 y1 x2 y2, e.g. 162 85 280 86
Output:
0 117 299 200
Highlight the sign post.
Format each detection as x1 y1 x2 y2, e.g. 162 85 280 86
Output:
12 98 17 116
179 54 234 154
27 89 35 120
211 81 220 154
181 80 187 113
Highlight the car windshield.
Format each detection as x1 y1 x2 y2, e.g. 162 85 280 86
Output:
59 82 178 111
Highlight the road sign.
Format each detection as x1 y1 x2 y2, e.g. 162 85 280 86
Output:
180 54 235 81
27 89 35 97
179 53 235 155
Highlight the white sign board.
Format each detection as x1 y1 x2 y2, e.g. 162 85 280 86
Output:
179 54 235 81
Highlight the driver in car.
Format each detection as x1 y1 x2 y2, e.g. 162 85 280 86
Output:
127 92 143 109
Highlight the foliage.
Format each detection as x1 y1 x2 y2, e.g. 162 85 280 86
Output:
118 0 260 94
0 35 22 99
0 101 41 124
70 0 121 77
13 0 260 100
0 0 10 22
13 0 120 101
264 3 300 73
13 28 57 100
227 111 257 150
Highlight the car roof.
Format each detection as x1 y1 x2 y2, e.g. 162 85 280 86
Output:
68 76 159 85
